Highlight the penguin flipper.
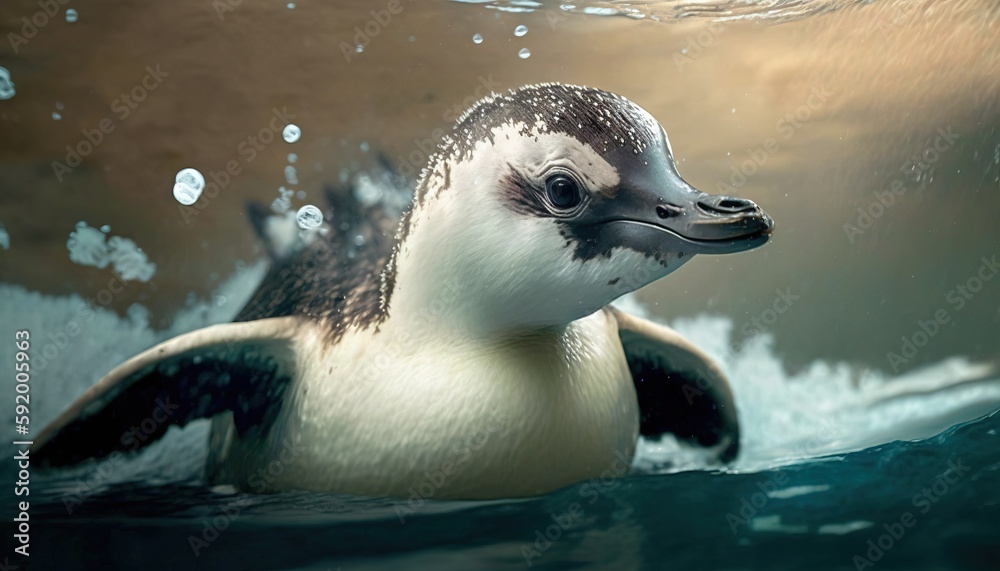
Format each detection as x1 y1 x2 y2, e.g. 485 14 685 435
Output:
608 307 740 463
32 317 302 468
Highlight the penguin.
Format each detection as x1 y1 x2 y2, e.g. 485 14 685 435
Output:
33 83 774 499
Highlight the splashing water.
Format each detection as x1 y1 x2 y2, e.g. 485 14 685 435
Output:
66 222 157 282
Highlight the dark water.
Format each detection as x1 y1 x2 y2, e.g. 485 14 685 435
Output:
14 410 999 570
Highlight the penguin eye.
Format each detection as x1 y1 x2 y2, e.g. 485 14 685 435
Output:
544 174 582 211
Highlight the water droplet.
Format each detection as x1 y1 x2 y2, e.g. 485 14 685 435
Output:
287 153 297 163
282 124 301 143
0 67 15 100
515 25 528 36
518 48 531 59
66 9 78 23
296 205 323 229
52 112 61 120
473 33 483 44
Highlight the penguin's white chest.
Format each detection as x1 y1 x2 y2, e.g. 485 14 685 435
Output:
214 311 639 499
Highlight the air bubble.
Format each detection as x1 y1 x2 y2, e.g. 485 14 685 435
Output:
287 153 297 163
282 124 301 143
473 33 483 44
52 112 62 120
173 168 205 205
66 9 78 23
518 48 531 59
296 205 324 229
515 25 528 36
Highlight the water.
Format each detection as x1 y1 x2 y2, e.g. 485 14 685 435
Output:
1 0 999 569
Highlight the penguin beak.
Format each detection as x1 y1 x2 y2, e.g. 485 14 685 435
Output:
591 150 774 256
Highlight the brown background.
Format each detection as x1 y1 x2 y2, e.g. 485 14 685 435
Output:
0 0 998 374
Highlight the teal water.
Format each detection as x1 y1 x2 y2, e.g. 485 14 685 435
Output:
20 410 1000 570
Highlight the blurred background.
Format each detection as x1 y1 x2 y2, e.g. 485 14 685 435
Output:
1 0 998 375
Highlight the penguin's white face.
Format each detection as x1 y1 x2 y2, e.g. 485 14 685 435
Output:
386 85 773 334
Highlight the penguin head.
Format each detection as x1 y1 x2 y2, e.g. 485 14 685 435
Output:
391 84 773 331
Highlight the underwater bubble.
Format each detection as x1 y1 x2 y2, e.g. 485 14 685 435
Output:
473 33 483 44
52 112 62 120
355 44 364 53
514 25 528 36
173 182 201 206
296 190 306 200
56 101 64 110
359 141 369 153
0 224 9 250
354 234 366 247
287 2 295 8
518 48 531 59
175 168 206 191
296 205 323 229
100 225 111 233
282 124 301 143
0 67 14 100
65 9 78 23
287 153 297 163
284 165 298 185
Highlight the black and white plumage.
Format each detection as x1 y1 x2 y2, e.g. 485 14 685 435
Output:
33 84 773 499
